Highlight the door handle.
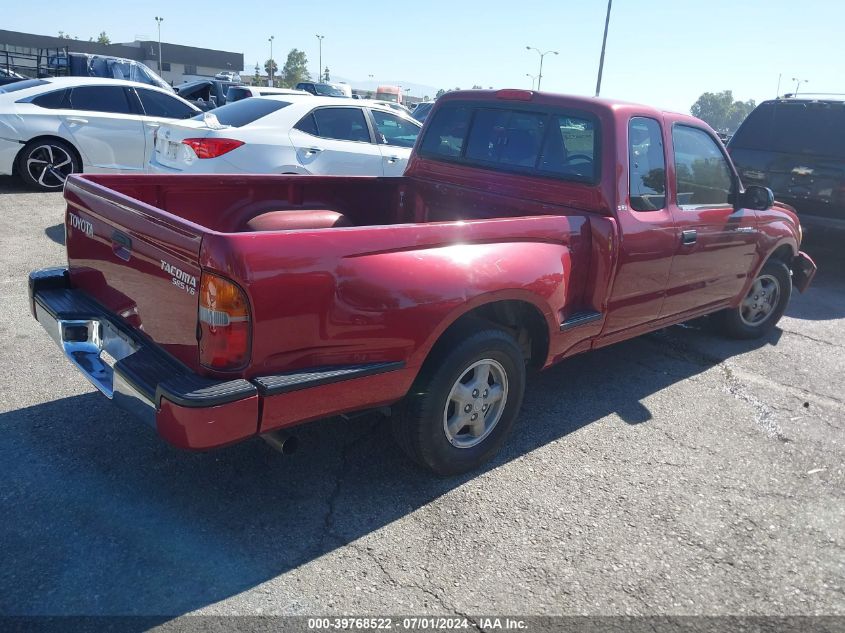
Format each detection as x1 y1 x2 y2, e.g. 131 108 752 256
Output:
385 155 400 163
305 147 323 155
66 117 88 125
681 229 697 245
145 122 160 129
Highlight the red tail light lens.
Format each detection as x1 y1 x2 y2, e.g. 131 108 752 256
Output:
198 272 251 370
182 138 244 159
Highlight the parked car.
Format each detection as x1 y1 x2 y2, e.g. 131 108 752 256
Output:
29 89 815 475
0 77 200 190
412 101 434 123
728 97 845 232
225 85 309 103
175 79 240 110
215 71 241 82
294 81 348 97
149 95 422 177
371 99 412 115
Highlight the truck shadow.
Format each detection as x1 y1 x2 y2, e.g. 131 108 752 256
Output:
0 323 780 618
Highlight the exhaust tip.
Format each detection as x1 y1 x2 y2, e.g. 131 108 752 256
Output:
262 431 298 455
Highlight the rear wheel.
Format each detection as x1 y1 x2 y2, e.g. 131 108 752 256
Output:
713 259 791 339
17 139 80 191
393 326 526 476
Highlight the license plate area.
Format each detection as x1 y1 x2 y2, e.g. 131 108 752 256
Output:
58 318 140 398
165 141 179 160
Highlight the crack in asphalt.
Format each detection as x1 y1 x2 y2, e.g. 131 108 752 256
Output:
641 333 791 441
779 327 843 349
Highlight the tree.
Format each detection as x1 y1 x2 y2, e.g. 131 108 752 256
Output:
323 66 330 82
96 31 110 45
254 62 262 87
435 89 446 98
264 58 278 86
690 90 756 134
472 84 483 89
281 48 310 87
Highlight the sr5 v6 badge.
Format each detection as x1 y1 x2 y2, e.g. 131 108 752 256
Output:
161 259 197 296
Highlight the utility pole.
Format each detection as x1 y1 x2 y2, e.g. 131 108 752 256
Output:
595 0 612 97
154 16 164 72
316 35 324 82
525 46 558 91
268 35 274 86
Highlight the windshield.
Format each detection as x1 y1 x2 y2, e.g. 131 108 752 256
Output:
314 83 345 97
191 98 291 127
0 79 48 94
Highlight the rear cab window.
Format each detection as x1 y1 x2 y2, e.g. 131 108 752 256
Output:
191 98 291 127
419 101 599 183
628 117 666 211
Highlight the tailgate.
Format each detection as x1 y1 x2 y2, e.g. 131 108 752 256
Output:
63 175 203 369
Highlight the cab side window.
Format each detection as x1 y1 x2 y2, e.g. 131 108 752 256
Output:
297 107 372 143
370 109 420 148
672 125 734 208
628 117 666 211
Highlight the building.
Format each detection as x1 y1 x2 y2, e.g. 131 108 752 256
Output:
0 29 243 86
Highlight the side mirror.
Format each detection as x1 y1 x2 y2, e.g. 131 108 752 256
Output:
741 185 774 211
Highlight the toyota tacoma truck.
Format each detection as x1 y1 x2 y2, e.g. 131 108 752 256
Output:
29 89 817 475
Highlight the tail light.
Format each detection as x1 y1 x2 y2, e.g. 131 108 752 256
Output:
182 138 244 159
198 272 251 370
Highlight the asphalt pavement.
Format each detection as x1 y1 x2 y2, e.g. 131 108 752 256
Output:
0 176 842 623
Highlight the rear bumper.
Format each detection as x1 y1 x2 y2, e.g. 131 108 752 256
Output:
29 268 410 450
29 268 259 450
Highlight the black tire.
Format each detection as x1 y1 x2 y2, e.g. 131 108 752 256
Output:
17 139 80 191
713 258 792 339
393 325 526 476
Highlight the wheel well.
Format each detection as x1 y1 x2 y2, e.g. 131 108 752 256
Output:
14 136 83 176
769 244 795 264
434 300 550 370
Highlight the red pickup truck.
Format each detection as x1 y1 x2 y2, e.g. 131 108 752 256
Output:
30 89 816 475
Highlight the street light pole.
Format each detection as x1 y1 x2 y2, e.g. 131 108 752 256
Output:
595 0 612 97
525 73 537 90
154 16 164 72
315 35 325 82
791 77 808 96
268 35 274 86
525 46 558 91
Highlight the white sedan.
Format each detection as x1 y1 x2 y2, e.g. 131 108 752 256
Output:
148 96 422 177
0 77 200 190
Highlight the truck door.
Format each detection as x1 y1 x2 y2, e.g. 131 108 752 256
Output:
660 123 758 317
603 116 677 335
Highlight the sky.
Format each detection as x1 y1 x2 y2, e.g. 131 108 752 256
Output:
8 0 845 112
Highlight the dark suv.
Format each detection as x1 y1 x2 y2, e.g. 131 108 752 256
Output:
727 97 845 232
